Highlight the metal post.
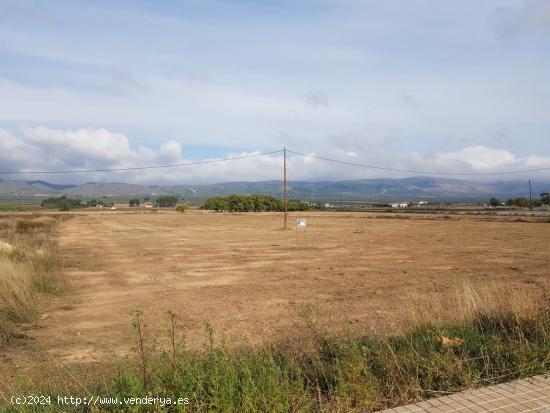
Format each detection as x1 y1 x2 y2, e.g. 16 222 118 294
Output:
284 147 288 230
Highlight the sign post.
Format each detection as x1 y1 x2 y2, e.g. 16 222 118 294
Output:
296 218 307 248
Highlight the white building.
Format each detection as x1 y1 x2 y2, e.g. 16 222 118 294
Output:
391 202 409 208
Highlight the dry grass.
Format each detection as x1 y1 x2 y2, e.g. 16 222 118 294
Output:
0 215 61 347
406 281 542 328
0 257 38 323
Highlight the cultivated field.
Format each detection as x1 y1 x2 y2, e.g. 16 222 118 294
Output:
1 210 550 395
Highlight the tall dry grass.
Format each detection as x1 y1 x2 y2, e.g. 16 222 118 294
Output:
0 216 61 347
0 257 38 323
406 281 542 326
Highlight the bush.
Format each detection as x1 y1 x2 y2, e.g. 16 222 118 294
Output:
176 204 188 213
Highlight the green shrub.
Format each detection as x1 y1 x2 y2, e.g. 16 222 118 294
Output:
176 204 188 213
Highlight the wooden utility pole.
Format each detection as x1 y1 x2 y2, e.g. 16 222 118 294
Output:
529 179 533 211
284 146 288 229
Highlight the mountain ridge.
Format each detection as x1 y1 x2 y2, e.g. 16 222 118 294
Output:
0 177 548 202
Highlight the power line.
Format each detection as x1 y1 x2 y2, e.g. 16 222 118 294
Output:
287 150 550 176
0 150 284 175
1 147 549 176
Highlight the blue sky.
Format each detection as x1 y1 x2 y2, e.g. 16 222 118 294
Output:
0 0 549 183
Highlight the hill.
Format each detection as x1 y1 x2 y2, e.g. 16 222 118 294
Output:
0 177 547 203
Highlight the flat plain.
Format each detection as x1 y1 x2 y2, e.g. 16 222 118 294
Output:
1 210 549 393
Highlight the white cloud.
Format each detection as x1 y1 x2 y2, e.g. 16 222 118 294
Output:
1 127 549 184
433 146 517 169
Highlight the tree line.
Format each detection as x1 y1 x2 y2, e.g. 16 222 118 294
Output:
201 194 312 212
489 194 550 208
41 195 181 210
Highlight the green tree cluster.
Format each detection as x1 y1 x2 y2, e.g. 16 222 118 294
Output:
41 196 83 211
156 195 179 208
202 194 311 212
506 197 542 208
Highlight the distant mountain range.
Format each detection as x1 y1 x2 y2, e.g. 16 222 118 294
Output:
0 177 548 203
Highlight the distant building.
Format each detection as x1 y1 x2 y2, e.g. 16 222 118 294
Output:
391 202 409 208
144 202 154 208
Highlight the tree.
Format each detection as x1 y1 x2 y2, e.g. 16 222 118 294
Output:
58 200 71 211
41 196 83 210
489 197 500 207
541 193 550 205
201 194 312 212
129 199 140 207
156 196 179 208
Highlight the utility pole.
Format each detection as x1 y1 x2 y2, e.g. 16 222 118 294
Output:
283 146 288 230
529 179 533 211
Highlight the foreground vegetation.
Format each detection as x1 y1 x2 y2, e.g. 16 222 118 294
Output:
5 284 549 412
0 216 61 348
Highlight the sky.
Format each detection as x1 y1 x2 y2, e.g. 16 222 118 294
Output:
0 0 549 184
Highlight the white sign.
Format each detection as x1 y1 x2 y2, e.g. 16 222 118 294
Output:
296 219 307 228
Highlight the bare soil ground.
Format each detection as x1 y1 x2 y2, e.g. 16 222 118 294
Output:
1 211 549 394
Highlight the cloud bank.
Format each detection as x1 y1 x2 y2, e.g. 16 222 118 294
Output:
1 127 549 185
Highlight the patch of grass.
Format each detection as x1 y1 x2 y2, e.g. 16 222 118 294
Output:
0 204 25 212
15 217 56 233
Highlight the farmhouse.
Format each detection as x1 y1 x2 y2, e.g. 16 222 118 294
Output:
391 202 409 208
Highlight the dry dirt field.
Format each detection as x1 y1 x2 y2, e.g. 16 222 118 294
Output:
2 210 550 392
